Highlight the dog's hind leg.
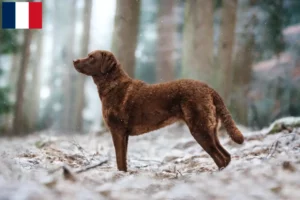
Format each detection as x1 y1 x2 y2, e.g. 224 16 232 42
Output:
213 129 231 167
111 133 129 172
182 103 230 169
209 114 231 167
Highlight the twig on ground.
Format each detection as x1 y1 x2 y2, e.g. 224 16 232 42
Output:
135 164 151 169
266 140 279 159
75 159 108 174
266 133 296 159
163 166 183 178
71 138 90 165
131 158 163 164
62 166 77 182
176 170 183 178
71 138 88 154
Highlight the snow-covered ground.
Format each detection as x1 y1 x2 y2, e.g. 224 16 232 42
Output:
0 119 300 200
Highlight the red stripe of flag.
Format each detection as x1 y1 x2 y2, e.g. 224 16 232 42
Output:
29 2 42 29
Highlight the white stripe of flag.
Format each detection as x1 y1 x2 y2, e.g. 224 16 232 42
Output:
15 2 29 29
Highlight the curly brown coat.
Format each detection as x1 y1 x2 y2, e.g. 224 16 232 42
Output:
73 50 244 172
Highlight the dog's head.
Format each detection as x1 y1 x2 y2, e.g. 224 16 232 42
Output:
73 50 119 76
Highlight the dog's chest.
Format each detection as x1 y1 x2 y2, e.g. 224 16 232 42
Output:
102 96 132 129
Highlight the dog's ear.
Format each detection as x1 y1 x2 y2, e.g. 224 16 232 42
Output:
100 53 118 74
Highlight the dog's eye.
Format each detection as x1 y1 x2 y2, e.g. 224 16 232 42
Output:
89 56 96 62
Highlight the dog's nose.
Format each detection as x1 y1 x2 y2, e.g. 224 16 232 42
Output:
73 59 79 64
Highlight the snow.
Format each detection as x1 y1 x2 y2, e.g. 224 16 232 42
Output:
0 121 300 200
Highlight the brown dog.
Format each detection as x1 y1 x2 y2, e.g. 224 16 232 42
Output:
73 50 244 172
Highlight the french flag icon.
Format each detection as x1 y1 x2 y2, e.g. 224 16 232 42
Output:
2 2 42 29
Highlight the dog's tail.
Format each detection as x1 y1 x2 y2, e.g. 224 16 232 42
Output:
212 90 244 144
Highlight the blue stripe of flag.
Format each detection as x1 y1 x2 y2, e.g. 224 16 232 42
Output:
2 2 16 29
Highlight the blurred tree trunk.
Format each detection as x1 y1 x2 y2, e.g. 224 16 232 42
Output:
27 31 43 131
26 0 44 132
232 3 257 125
12 30 33 135
182 0 214 84
5 54 20 132
111 0 141 77
42 0 66 130
156 0 176 82
0 1 2 29
73 0 93 132
232 34 254 125
9 54 20 91
218 0 238 102
62 0 76 131
259 0 284 56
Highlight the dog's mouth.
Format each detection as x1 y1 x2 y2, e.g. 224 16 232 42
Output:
73 59 86 73
73 59 81 67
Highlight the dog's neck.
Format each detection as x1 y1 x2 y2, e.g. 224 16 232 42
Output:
92 69 132 99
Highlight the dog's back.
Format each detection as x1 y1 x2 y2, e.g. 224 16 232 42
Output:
110 79 243 145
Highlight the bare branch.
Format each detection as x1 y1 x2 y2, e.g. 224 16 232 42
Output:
75 160 108 174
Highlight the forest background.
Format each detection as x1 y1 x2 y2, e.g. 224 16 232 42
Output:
0 0 300 135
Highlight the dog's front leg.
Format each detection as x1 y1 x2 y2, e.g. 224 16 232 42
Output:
111 133 129 172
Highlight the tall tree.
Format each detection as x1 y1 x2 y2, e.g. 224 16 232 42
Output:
73 0 93 132
9 54 20 91
182 0 214 84
62 0 77 131
156 0 176 82
231 1 257 125
42 0 67 130
0 22 19 133
12 30 33 135
260 0 285 57
5 53 19 132
112 0 141 77
218 0 238 102
26 30 43 131
135 0 158 83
